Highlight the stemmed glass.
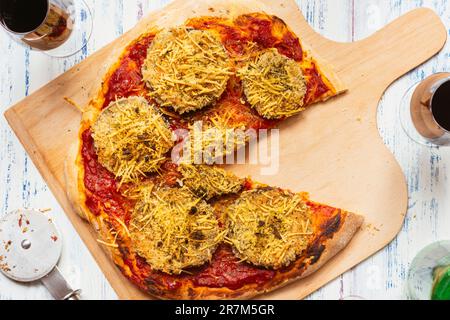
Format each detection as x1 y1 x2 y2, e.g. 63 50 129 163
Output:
0 0 93 57
399 73 450 147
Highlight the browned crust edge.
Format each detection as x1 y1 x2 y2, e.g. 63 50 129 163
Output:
299 212 364 279
64 140 88 221
313 57 347 96
64 139 123 270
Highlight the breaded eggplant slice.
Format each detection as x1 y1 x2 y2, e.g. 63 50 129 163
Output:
130 187 224 275
179 163 244 200
142 27 231 114
238 49 307 119
91 96 173 184
226 188 313 269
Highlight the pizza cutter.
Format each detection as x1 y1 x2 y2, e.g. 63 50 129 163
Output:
0 209 81 300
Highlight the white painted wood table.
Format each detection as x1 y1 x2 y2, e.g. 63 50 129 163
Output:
0 0 449 300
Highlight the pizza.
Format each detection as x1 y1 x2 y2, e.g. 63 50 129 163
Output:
65 8 363 300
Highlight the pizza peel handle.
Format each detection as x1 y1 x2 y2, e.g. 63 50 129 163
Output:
0 209 81 300
323 8 448 98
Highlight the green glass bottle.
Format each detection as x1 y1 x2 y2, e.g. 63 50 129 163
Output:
432 265 450 300
407 241 450 300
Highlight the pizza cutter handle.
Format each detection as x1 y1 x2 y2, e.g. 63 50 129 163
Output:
41 266 82 300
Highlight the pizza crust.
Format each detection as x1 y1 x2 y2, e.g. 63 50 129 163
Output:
299 212 364 279
64 141 89 221
314 57 347 96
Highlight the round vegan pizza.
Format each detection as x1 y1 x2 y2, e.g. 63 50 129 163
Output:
65 10 363 300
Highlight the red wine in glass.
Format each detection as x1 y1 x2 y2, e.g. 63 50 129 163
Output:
0 0 92 57
431 81 450 133
400 73 450 146
0 0 49 33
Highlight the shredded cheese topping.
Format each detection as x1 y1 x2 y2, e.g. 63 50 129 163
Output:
92 97 174 185
179 163 243 200
187 110 248 163
142 27 232 114
226 188 313 269
238 49 307 119
130 187 224 274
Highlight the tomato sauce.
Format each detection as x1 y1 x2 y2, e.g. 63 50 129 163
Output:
81 129 133 223
187 18 251 56
304 63 330 105
275 31 303 61
234 14 303 61
191 245 275 290
102 34 154 108
236 15 278 49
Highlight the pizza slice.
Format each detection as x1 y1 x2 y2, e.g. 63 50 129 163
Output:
97 12 344 115
66 144 363 299
85 12 345 181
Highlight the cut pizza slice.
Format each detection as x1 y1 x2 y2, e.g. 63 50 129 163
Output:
66 137 363 299
185 12 346 119
86 12 345 170
96 12 344 114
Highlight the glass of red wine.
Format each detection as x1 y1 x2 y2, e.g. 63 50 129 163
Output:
0 0 92 57
399 73 450 147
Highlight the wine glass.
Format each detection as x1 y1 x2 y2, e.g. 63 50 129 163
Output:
407 240 450 300
0 0 93 57
399 73 450 147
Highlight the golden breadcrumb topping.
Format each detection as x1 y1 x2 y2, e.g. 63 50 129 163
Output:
187 110 248 163
238 49 307 119
92 97 174 185
179 163 243 200
142 27 232 114
226 188 313 269
130 187 224 274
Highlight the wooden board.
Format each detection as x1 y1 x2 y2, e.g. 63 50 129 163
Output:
3 0 447 300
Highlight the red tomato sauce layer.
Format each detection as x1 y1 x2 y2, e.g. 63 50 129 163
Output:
102 33 154 108
81 129 133 223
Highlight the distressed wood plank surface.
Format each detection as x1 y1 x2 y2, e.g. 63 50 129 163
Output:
0 0 449 300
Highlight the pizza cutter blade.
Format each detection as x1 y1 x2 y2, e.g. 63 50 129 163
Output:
0 209 81 300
